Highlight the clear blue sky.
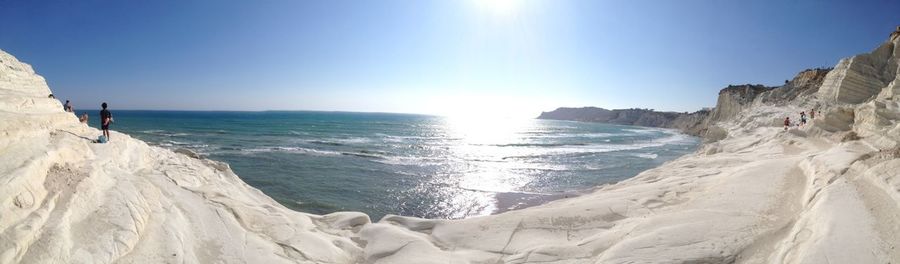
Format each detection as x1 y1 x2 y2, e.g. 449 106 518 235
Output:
1 0 898 117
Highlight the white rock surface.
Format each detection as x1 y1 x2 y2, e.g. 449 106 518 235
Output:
818 36 900 104
360 103 898 263
0 49 367 263
3 30 900 264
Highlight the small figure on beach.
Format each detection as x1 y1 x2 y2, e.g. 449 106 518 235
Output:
784 117 791 131
100 102 113 142
800 111 807 126
810 108 816 119
64 100 73 112
79 113 89 123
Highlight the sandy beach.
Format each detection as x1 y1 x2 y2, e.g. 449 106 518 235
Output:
2 31 900 263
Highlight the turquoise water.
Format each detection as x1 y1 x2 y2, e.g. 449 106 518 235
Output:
84 110 699 220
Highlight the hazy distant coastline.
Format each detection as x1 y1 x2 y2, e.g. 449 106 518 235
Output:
539 68 831 140
4 26 900 263
537 107 710 136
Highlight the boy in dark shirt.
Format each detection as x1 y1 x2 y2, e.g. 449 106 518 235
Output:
100 102 112 141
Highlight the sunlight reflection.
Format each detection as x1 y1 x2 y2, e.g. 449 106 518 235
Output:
444 116 531 145
442 116 535 197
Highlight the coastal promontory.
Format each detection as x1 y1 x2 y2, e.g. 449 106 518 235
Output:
3 27 900 263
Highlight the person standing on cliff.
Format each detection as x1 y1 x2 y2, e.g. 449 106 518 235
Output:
810 109 816 119
100 102 113 141
784 117 791 131
800 111 807 126
64 100 73 112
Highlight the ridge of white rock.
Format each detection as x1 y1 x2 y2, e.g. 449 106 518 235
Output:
818 34 900 104
0 49 368 263
354 32 900 263
3 29 900 264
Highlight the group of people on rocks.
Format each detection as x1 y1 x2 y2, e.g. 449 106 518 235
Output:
63 100 91 124
784 108 816 131
56 97 114 142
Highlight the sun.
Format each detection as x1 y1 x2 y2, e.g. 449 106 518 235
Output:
474 0 520 16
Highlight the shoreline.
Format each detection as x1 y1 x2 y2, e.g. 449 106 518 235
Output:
490 125 702 216
4 30 900 263
125 119 700 220
492 189 585 214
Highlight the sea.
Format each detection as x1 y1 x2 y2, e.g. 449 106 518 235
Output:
83 110 700 220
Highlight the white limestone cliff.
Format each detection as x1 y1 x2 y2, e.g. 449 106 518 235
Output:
354 30 900 263
0 49 368 263
3 28 900 264
818 32 900 104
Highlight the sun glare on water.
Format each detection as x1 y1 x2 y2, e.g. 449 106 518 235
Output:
442 115 533 203
444 115 531 145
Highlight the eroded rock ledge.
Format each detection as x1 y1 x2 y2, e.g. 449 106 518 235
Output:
538 68 832 140
2 27 900 263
